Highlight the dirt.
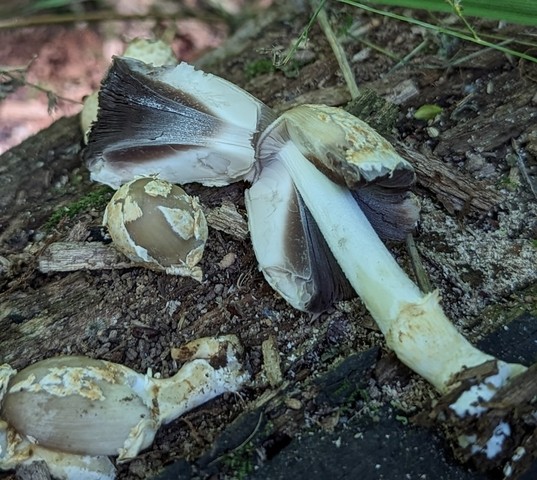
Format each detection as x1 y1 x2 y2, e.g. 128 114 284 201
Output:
1 2 536 480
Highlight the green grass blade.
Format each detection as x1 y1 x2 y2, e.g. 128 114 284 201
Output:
351 0 537 26
339 0 537 63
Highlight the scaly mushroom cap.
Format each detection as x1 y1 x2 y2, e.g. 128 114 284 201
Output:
1 356 158 457
260 104 420 241
85 57 276 188
104 177 208 281
246 104 420 312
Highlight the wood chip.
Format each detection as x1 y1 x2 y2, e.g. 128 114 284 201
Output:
38 242 132 273
205 200 248 240
262 335 283 388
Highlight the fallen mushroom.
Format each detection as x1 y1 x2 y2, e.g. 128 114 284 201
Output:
84 57 533 474
0 335 248 479
104 177 208 281
85 57 276 188
253 104 527 391
253 106 531 474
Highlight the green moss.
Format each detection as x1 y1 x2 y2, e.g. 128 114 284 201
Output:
44 185 113 231
221 441 256 480
244 59 275 79
496 176 519 191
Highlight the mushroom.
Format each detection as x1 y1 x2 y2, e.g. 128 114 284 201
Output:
245 104 419 311
0 335 248 479
104 177 208 281
84 57 531 471
251 104 526 391
85 57 275 188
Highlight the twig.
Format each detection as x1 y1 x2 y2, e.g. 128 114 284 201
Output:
512 139 537 200
0 9 223 30
406 234 433 294
390 39 428 72
1 65 81 108
312 0 360 99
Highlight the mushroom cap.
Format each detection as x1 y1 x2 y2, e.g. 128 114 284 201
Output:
104 177 208 281
85 57 276 188
257 104 420 241
1 356 157 457
122 38 177 67
274 104 416 189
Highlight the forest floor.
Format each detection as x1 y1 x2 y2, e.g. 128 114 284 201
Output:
1 2 536 479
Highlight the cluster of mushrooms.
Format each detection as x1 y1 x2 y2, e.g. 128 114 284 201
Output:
1 40 533 478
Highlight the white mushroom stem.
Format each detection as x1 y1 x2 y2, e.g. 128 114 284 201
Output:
274 141 526 394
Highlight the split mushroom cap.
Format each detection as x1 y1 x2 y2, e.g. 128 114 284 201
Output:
81 38 178 144
245 104 419 311
85 56 276 188
104 177 208 281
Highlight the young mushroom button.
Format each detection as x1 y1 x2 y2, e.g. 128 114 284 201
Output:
104 177 208 281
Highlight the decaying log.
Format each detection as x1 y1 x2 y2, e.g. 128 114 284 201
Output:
397 142 505 215
38 242 131 273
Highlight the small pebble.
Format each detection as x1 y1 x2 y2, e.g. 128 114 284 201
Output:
218 252 237 269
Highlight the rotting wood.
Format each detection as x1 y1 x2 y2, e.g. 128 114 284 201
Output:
204 200 249 240
397 142 505 214
38 242 131 273
0 115 84 253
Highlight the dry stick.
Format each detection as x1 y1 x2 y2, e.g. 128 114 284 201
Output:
406 234 433 294
512 139 537 200
313 1 360 99
0 9 222 30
